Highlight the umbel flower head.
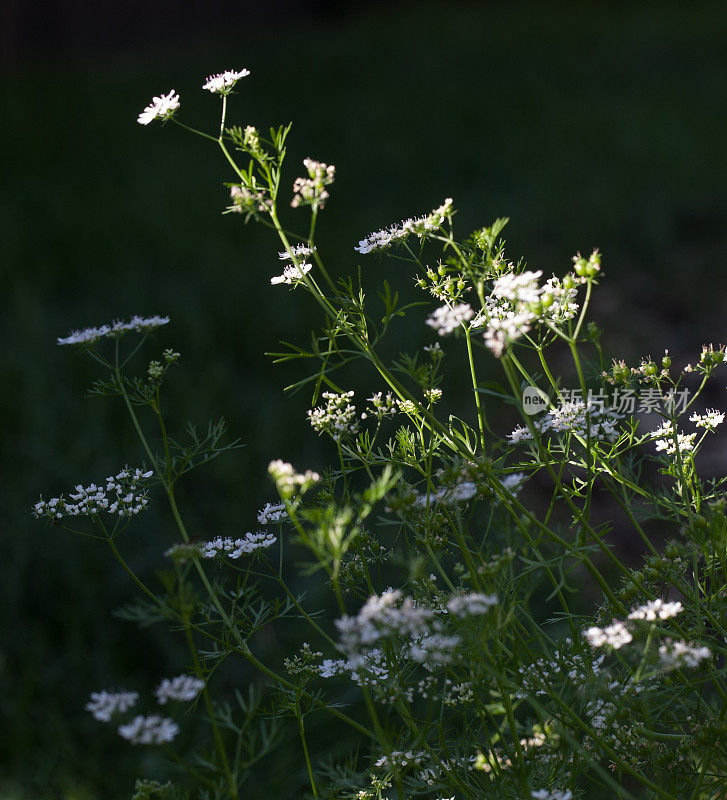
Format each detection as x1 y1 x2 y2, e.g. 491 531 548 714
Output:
137 91 180 125
291 159 336 210
155 674 205 704
33 466 154 520
118 715 179 745
57 315 170 346
85 690 138 722
202 68 250 94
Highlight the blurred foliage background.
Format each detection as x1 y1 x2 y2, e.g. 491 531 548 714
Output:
4 1 727 796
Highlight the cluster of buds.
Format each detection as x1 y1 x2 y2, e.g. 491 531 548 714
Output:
603 352 672 385
228 182 272 220
363 392 399 419
572 248 601 279
415 261 468 303
147 349 181 380
241 124 263 158
291 158 335 210
695 343 726 374
268 460 321 499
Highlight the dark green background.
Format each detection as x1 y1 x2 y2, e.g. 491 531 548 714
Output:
4 2 727 796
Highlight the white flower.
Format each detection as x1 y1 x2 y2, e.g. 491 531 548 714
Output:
201 532 276 559
335 591 433 658
483 310 534 357
540 276 579 323
271 261 313 285
268 460 321 498
425 303 474 336
33 467 154 520
399 399 419 415
447 593 498 617
409 633 460 664
257 501 288 525
118 715 179 745
279 244 315 261
529 401 620 442
500 472 527 494
155 675 205 704
690 409 725 430
291 159 335 209
658 640 711 670
532 790 572 800
308 391 358 441
85 690 138 722
492 270 543 305
367 392 399 418
508 425 533 444
628 599 683 621
412 480 476 508
355 198 453 254
583 621 632 649
202 68 250 93
654 432 696 455
228 184 271 216
651 420 697 455
137 91 180 125
57 315 170 346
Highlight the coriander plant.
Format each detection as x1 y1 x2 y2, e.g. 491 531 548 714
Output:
34 69 727 800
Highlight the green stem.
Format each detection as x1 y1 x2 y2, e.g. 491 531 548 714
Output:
465 327 488 449
295 697 319 799
182 622 237 797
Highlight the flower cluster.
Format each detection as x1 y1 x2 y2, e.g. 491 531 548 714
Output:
689 409 725 430
268 460 321 499
279 244 316 261
88 671 207 746
354 198 453 254
446 592 498 618
33 467 153 520
323 588 497 686
228 183 272 216
137 91 180 125
333 590 436 668
155 675 205 704
425 303 475 336
509 401 620 444
412 480 477 508
651 420 696 456
532 790 572 800
364 392 399 419
291 158 335 209
202 68 250 94
659 640 711 670
583 621 633 649
85 690 138 722
201 532 277 559
482 268 579 357
308 391 358 441
57 315 170 346
257 501 288 525
118 715 179 745
628 599 683 621
270 261 312 286
583 600 708 672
